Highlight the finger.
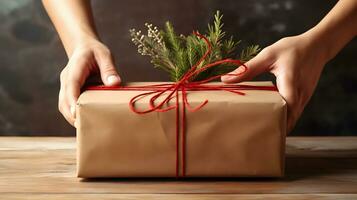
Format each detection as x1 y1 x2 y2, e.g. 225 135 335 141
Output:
64 56 90 121
59 87 75 126
58 68 75 127
275 72 299 133
61 102 76 127
66 80 80 118
65 71 86 122
95 50 121 86
221 48 273 83
62 81 79 127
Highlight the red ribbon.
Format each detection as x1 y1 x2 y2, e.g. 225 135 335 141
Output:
86 32 277 178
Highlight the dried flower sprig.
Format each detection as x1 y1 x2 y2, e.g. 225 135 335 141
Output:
130 11 260 82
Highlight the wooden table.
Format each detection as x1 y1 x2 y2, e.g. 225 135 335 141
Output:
0 137 357 199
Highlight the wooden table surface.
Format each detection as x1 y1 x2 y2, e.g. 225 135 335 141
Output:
0 137 357 200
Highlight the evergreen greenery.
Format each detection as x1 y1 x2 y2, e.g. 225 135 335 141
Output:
129 11 260 82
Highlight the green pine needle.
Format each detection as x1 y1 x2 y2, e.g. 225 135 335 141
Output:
240 45 260 62
130 11 260 82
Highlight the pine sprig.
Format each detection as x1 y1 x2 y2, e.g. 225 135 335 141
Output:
240 45 260 62
130 11 260 82
207 10 225 45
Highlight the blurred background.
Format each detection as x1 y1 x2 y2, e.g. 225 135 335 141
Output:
0 0 356 136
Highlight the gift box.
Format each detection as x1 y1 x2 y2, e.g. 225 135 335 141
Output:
76 81 287 178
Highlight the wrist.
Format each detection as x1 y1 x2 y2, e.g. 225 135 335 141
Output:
301 27 332 64
59 23 101 57
73 30 99 46
68 33 101 56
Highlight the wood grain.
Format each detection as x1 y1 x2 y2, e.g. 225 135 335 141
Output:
1 194 357 200
0 136 357 199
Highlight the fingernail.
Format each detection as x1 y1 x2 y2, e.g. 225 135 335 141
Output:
222 74 235 81
70 104 76 118
222 66 245 81
107 75 120 85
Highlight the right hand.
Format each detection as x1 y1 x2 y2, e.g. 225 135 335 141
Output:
59 39 121 127
221 33 327 133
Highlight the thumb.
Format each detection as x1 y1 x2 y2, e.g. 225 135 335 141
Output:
95 50 121 86
221 48 273 83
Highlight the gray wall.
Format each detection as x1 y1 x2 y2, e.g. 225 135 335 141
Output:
0 0 356 136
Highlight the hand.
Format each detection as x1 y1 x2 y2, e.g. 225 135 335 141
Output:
221 33 327 133
59 39 121 126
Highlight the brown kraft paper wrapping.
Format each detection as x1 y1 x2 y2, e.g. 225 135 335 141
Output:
76 81 287 178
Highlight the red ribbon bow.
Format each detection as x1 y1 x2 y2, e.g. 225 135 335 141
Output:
86 32 277 178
